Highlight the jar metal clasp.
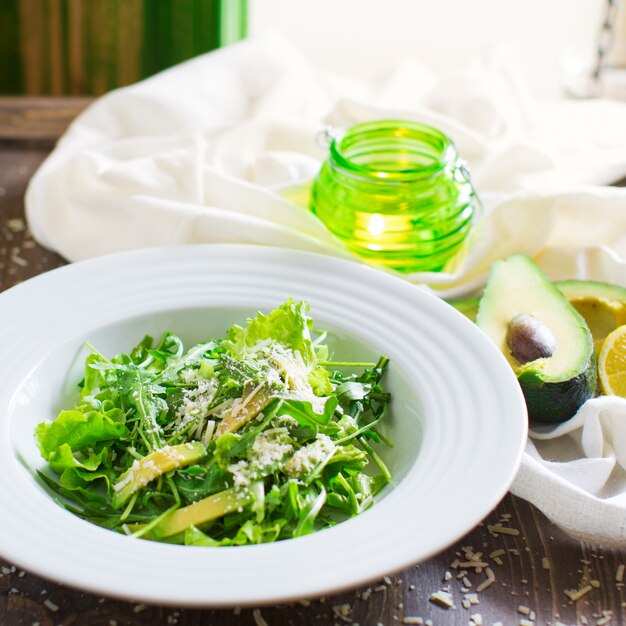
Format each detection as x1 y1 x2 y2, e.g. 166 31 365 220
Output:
457 159 483 222
315 125 343 150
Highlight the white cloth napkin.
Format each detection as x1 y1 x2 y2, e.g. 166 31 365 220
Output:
25 34 626 545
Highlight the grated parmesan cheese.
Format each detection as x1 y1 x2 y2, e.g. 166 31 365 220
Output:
113 460 140 492
476 567 496 592
174 376 218 430
465 593 479 606
429 590 454 609
202 420 216 446
228 460 251 490
249 429 293 470
487 523 520 536
43 599 59 612
332 603 352 623
283 434 335 479
228 429 295 492
252 609 268 626
564 585 594 602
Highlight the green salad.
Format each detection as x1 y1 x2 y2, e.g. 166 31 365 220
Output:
35 300 392 546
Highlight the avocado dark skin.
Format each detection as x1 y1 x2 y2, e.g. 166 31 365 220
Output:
518 359 597 423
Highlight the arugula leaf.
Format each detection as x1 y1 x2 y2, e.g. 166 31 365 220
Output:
81 352 113 397
218 353 258 384
276 397 337 429
154 341 217 384
37 470 111 511
336 381 371 402
114 365 167 451
130 335 154 366
293 485 326 537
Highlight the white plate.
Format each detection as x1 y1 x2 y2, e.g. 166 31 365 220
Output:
0 244 527 607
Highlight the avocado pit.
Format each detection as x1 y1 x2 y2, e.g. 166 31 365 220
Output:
506 314 557 364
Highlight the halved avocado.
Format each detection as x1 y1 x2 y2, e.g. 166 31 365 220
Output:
476 255 597 423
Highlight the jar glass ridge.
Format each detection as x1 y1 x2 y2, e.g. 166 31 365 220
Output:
310 120 479 273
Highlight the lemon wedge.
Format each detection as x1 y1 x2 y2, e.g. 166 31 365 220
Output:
598 325 626 397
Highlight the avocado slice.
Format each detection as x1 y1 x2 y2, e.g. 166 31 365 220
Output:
476 255 597 423
112 442 206 509
151 486 252 539
215 383 275 436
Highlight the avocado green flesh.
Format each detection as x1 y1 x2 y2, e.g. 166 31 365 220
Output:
476 255 596 423
151 487 250 539
216 384 274 435
111 442 206 509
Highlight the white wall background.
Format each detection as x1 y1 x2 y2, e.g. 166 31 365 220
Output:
249 0 606 100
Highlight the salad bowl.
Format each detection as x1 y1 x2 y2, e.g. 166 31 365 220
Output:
0 244 526 606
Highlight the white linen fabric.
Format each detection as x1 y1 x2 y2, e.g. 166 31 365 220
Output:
25 34 626 545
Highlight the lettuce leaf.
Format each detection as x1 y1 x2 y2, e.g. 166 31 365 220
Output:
35 409 123 497
308 365 333 395
48 442 108 473
224 299 316 364
35 406 128 460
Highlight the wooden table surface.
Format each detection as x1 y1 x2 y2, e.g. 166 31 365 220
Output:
1 97 625 626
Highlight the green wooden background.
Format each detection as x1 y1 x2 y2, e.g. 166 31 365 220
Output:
0 0 248 95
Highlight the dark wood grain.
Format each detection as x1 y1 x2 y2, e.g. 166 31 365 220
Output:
1 100 626 626
0 97 92 142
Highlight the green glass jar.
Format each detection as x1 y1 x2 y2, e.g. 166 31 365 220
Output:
310 120 479 273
